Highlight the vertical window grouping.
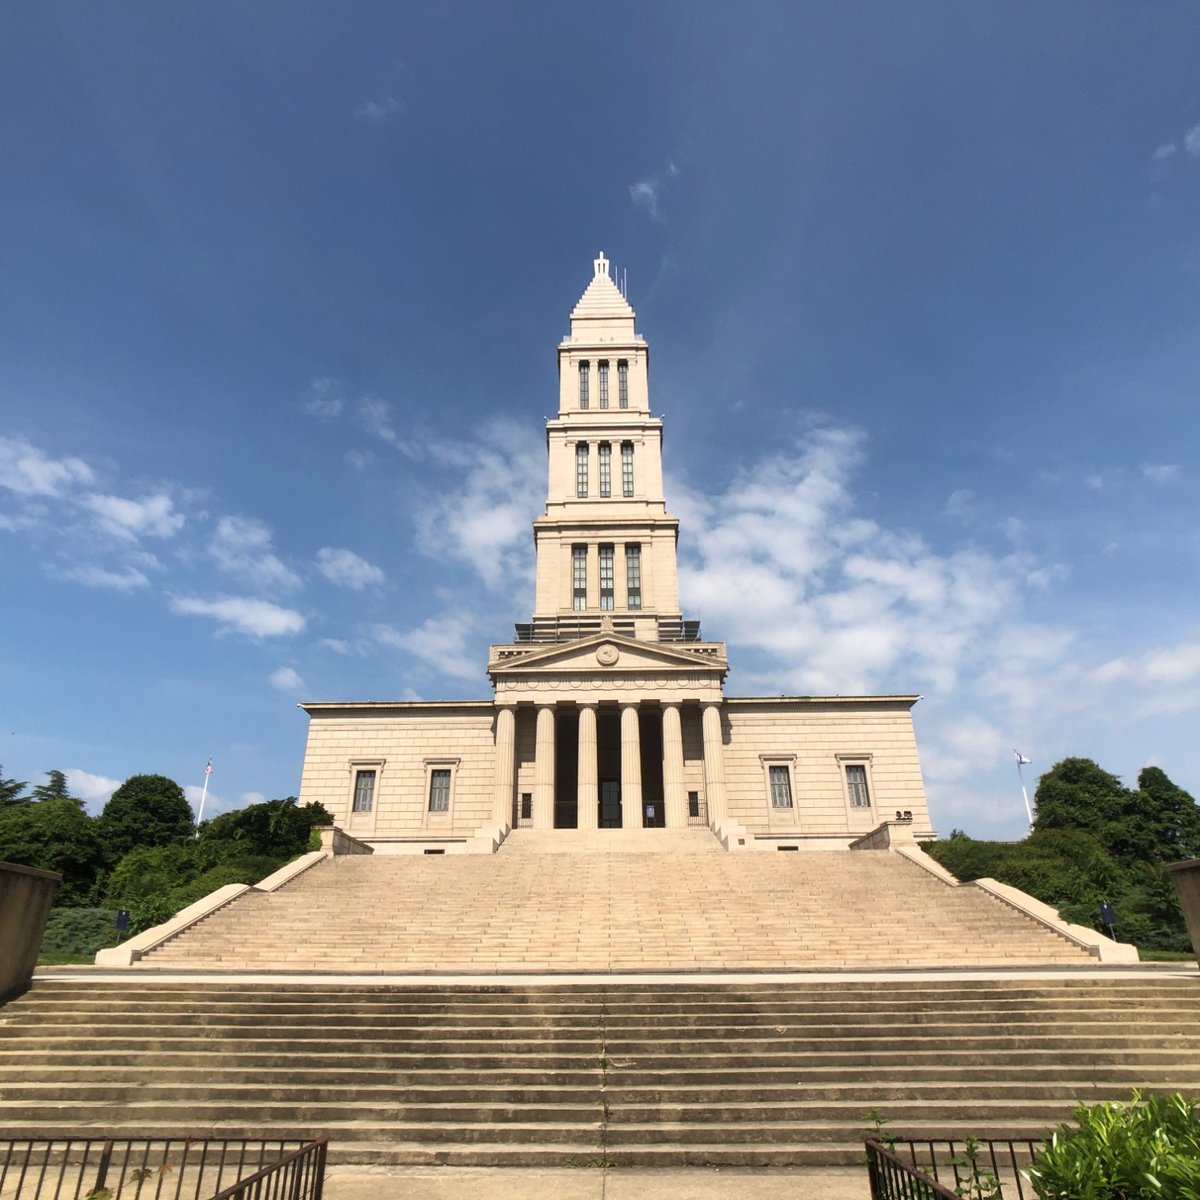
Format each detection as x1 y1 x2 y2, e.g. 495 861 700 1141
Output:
598 360 609 408
578 361 590 408
598 442 611 497
769 765 794 809
572 544 587 611
618 360 628 408
428 768 451 812
621 441 634 497
575 442 588 498
599 544 614 610
846 764 871 807
352 769 376 813
625 543 642 610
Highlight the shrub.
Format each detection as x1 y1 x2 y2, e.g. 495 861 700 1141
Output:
40 907 120 957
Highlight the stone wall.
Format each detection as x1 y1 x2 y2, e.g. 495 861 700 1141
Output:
0 861 60 1000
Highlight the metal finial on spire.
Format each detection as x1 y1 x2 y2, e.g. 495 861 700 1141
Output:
594 251 609 278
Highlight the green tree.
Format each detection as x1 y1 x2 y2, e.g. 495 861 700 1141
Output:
31 769 81 806
0 797 103 903
0 764 29 807
1135 766 1200 862
1033 758 1129 844
196 797 331 866
97 774 194 863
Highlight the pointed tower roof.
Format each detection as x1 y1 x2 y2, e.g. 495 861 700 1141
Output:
570 251 635 322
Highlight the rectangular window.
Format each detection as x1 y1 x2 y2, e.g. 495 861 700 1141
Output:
599 544 614 611
621 442 634 497
769 765 793 809
429 768 451 812
352 769 376 813
598 360 609 408
846 764 871 807
572 544 587 611
578 361 589 408
521 793 532 820
598 442 611 497
688 791 700 818
618 360 628 408
576 442 588 498
625 543 642 610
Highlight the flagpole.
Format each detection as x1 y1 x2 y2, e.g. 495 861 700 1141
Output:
196 757 212 832
1014 750 1033 829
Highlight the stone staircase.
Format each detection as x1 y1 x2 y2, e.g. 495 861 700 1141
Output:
135 839 1092 971
3 977 1199 1165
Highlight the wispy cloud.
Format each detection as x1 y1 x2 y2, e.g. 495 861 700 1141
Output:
375 612 479 682
629 161 679 222
357 397 419 456
268 666 306 694
0 437 95 498
170 595 306 638
1141 463 1180 483
1153 143 1178 161
209 516 302 592
302 378 345 420
64 768 123 811
82 492 184 541
1186 124 1200 158
315 546 384 590
57 564 150 590
354 95 401 121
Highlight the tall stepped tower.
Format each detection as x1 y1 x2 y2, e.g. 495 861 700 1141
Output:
297 254 933 852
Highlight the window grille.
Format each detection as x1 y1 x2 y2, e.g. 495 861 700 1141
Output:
769 765 793 809
429 768 451 812
598 360 609 408
621 442 634 496
599 544 614 611
846 763 871 807
618 360 628 408
576 443 588 498
352 769 375 813
625 543 641 610
572 545 587 611
578 361 589 408
598 442 611 497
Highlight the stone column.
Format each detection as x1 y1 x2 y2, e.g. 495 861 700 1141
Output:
577 703 599 830
620 703 642 827
533 704 556 829
661 702 687 828
702 702 728 823
492 704 517 827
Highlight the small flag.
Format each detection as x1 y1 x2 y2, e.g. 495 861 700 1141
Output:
205 758 213 776
1014 751 1031 765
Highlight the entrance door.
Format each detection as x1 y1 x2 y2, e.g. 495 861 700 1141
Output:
600 781 622 828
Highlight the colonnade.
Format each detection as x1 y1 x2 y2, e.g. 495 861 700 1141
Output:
491 700 727 830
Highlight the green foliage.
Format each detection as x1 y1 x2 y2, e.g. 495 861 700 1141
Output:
925 758 1200 954
0 764 29 807
950 1136 1002 1199
0 797 104 903
1027 1091 1200 1199
40 907 120 956
97 774 194 863
31 768 79 805
196 796 330 866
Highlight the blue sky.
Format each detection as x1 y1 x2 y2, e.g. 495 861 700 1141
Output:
3 4 1199 836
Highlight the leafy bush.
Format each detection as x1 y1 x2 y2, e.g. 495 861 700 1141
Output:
41 907 120 956
1028 1091 1200 1198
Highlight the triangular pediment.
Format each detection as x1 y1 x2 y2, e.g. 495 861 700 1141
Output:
489 633 726 677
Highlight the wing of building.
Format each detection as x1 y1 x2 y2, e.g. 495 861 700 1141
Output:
298 252 934 852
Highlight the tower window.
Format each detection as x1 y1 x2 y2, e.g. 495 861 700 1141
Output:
599 544 614 611
598 442 611 497
428 768 451 812
598 360 609 408
769 765 793 809
578 361 590 409
352 769 376 813
846 764 871 808
621 442 634 497
572 544 587 611
625 543 641 610
618 360 628 408
576 443 588 498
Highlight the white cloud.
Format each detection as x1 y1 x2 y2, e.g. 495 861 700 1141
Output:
315 546 384 589
414 419 542 591
1141 462 1180 483
83 492 184 541
0 437 95 497
58 564 150 590
357 397 418 456
345 450 372 471
1153 143 1178 161
1186 124 1200 158
240 791 267 806
209 515 302 591
269 666 306 693
302 378 345 420
355 96 401 121
375 612 479 682
319 638 352 654
629 160 679 222
64 768 122 810
170 594 306 637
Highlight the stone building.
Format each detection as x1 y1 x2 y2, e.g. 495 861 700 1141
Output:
297 253 934 852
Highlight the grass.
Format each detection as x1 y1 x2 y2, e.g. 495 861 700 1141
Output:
37 951 98 966
1137 949 1197 963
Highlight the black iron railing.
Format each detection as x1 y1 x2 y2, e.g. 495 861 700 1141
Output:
866 1137 1046 1200
0 1137 327 1200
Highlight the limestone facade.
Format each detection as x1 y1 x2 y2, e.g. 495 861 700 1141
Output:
297 253 935 851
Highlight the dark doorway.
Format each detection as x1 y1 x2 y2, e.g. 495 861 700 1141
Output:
597 706 622 827
554 707 578 828
639 707 665 827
